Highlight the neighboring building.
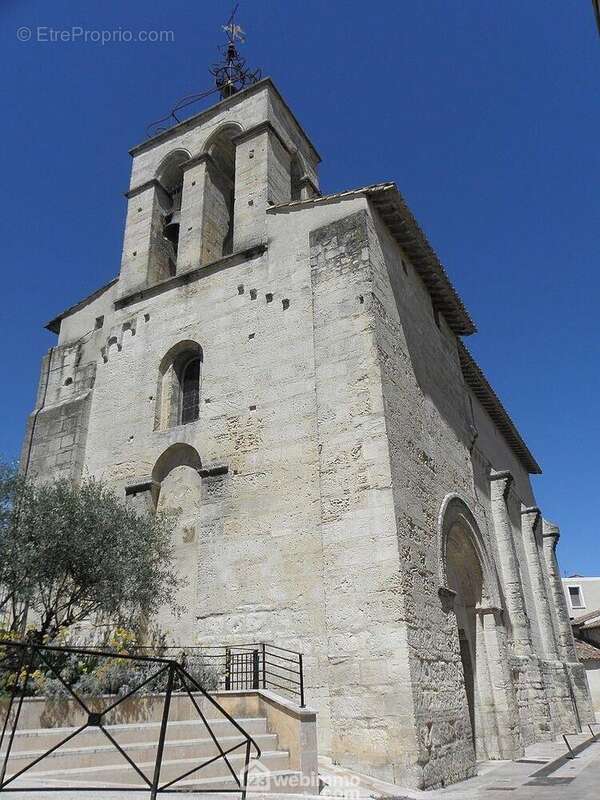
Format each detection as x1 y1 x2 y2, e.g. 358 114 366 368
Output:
563 579 600 711
570 606 600 713
563 576 600 619
572 610 600 649
20 73 593 789
574 639 600 713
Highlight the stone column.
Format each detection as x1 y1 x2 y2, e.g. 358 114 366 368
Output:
474 606 522 761
232 122 292 251
541 521 578 662
540 519 595 727
178 154 210 272
118 179 172 299
489 471 532 655
521 507 559 660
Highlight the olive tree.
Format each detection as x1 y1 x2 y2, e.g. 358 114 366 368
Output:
0 463 181 642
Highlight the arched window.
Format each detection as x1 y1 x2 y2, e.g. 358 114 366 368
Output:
180 356 201 425
154 341 203 430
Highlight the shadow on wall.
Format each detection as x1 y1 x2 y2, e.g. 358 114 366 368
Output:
372 213 472 452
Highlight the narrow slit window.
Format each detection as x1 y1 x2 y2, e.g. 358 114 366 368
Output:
180 357 201 425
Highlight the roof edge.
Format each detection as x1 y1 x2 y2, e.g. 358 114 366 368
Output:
45 278 118 334
130 78 321 162
458 340 542 475
269 181 476 336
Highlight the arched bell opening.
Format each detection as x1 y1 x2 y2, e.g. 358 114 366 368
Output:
155 150 190 277
201 124 241 261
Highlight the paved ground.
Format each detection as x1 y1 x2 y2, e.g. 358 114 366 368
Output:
321 732 600 800
434 734 600 800
6 731 600 799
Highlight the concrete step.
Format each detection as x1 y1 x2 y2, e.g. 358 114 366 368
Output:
3 716 267 754
8 768 308 795
2 732 278 773
177 769 308 794
5 748 291 786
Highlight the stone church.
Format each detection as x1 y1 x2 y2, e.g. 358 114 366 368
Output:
22 73 593 788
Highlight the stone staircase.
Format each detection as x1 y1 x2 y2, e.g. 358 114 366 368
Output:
1 713 302 793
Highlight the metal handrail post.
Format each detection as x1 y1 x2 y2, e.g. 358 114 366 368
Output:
241 737 252 800
225 646 231 691
298 653 305 707
252 649 259 689
0 644 31 786
150 661 175 799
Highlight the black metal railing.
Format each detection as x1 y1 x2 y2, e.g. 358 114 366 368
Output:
0 640 261 797
202 644 305 708
134 643 305 708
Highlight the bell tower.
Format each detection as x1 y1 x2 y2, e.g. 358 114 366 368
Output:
116 11 320 301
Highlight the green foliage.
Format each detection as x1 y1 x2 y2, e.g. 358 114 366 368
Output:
0 626 220 699
0 462 181 642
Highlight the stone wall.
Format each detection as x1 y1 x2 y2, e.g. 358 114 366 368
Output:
365 209 481 785
21 342 97 482
80 221 333 752
309 211 420 787
360 203 592 785
24 79 594 791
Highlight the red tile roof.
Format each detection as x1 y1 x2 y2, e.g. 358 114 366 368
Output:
575 638 600 662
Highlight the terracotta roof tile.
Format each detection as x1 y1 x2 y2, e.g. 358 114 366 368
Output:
575 638 600 662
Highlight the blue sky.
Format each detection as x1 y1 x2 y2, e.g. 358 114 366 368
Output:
1 1 598 575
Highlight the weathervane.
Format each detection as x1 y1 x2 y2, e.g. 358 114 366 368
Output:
223 8 246 44
146 2 261 137
210 3 261 99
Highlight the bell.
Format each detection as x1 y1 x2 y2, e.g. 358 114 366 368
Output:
163 209 181 245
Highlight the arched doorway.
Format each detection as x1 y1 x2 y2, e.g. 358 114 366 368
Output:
440 496 519 762
152 444 203 644
445 520 485 752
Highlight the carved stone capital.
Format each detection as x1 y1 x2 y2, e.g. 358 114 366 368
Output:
438 586 457 612
521 505 541 530
475 604 503 616
490 469 513 499
542 518 560 544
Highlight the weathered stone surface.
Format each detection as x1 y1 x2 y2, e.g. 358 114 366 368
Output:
22 78 593 790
